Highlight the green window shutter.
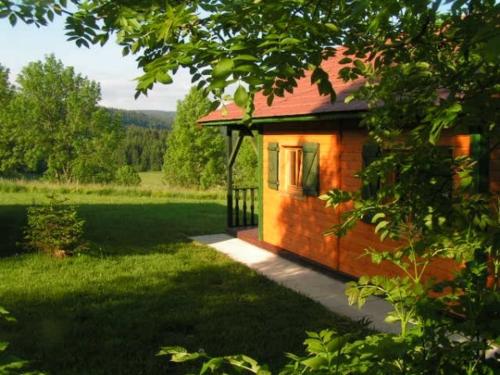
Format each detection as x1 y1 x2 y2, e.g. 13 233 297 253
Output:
361 142 381 200
470 134 490 193
302 143 319 196
268 142 279 190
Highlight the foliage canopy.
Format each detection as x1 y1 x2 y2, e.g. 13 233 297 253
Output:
163 87 226 189
0 55 124 182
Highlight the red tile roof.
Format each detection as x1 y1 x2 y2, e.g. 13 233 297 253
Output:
198 48 367 124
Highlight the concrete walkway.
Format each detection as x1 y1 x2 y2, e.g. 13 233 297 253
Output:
191 233 399 334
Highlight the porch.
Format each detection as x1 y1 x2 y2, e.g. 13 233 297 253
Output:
225 124 262 234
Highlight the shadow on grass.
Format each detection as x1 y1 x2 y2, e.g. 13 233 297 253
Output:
1 260 365 375
0 200 366 374
0 202 226 257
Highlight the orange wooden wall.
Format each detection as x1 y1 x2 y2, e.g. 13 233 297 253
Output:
262 124 341 269
336 131 470 280
261 122 495 281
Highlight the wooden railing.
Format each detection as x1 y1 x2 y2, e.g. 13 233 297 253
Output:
228 187 258 228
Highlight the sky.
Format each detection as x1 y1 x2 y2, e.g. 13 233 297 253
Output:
0 17 191 111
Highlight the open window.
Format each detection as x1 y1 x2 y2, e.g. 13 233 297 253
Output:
267 142 319 197
283 146 303 195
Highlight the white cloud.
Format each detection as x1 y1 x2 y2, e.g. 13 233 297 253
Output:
98 69 191 111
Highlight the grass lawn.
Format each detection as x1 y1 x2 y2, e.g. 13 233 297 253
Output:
138 171 166 189
0 184 364 374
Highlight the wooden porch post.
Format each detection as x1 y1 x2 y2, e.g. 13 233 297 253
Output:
227 126 233 228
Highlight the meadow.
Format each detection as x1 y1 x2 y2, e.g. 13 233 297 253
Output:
0 176 362 374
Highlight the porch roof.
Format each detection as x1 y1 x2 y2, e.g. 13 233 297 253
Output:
198 47 368 125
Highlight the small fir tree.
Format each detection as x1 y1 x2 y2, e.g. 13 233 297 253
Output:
23 194 86 257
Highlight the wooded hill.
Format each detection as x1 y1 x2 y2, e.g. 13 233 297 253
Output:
105 108 175 129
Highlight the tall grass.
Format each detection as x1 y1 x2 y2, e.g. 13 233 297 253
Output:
0 178 226 201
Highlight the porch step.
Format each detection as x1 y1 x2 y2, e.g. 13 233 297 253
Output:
191 233 399 334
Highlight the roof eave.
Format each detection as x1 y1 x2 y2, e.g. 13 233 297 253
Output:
199 110 366 127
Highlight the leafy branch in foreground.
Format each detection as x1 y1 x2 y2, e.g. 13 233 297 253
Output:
2 1 496 127
0 306 43 374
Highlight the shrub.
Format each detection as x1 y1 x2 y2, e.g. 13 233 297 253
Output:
70 157 116 184
23 194 86 257
115 165 141 186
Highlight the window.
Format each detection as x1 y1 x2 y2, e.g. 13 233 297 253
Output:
267 142 319 196
283 146 303 194
361 142 381 200
360 142 454 224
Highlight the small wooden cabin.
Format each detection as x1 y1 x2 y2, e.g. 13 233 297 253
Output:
198 56 499 281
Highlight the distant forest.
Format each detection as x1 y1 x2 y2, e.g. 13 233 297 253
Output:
105 109 173 172
122 125 168 172
106 108 175 129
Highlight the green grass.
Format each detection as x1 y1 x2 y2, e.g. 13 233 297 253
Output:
138 171 166 189
0 177 225 200
0 184 364 374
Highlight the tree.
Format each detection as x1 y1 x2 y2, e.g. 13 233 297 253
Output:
233 138 258 188
0 56 124 182
0 64 13 106
163 88 226 189
123 126 168 172
0 64 18 174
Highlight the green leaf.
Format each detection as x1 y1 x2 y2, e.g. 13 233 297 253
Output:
326 336 347 352
233 64 259 74
384 312 400 323
234 85 249 108
213 58 234 78
374 220 388 234
353 59 366 72
304 338 323 353
371 212 385 223
233 54 259 62
302 355 327 369
325 23 340 33
339 57 352 64
280 37 301 45
229 43 249 51
345 94 356 105
200 357 224 374
157 346 186 356
156 71 173 84
266 94 274 106
208 78 228 90
0 341 8 352
8 13 17 26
